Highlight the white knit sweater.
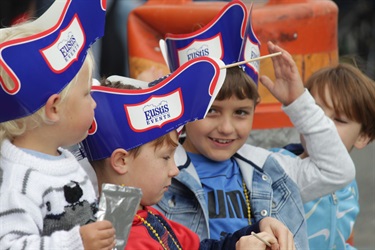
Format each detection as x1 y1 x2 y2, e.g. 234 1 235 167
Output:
0 139 97 249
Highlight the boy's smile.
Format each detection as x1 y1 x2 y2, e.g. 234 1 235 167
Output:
183 96 256 162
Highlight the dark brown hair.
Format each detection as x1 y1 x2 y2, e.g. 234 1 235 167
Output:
215 67 260 105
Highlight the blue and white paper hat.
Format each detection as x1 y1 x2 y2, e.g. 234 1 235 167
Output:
160 0 260 84
82 56 226 161
0 0 106 123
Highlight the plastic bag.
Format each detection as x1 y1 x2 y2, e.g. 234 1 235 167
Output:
97 183 142 250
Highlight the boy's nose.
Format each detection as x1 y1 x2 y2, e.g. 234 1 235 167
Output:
91 96 97 109
217 117 235 134
169 162 180 177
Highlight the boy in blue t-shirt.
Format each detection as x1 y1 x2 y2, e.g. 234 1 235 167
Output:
155 41 355 250
154 2 355 248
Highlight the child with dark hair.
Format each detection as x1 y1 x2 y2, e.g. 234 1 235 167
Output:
155 2 355 248
156 41 356 250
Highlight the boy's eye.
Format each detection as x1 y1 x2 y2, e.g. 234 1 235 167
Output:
332 113 349 124
163 156 171 160
235 110 249 116
334 117 348 124
207 108 217 114
206 108 219 117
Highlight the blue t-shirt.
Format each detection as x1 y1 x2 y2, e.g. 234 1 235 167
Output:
187 152 254 240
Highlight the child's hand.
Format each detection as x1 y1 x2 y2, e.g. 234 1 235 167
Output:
80 220 116 250
236 232 278 250
259 41 305 106
259 217 296 250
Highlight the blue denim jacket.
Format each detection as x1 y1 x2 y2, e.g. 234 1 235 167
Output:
154 144 309 249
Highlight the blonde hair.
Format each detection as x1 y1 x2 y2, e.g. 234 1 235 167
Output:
0 24 95 142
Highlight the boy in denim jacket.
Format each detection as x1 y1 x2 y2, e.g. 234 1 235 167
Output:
155 2 354 249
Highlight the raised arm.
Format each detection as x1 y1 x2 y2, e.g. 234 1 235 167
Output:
259 41 355 202
259 41 305 106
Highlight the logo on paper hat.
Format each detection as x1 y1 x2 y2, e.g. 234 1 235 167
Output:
81 56 226 161
160 0 260 84
0 0 106 123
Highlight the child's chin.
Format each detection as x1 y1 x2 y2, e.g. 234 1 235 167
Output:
207 150 235 162
154 194 164 204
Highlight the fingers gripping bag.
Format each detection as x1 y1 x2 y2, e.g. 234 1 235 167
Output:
97 183 142 250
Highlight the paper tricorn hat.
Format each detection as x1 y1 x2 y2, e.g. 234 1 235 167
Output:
160 0 260 84
81 56 227 161
0 0 106 123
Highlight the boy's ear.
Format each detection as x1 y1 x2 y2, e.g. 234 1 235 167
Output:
354 133 371 150
110 148 129 175
45 94 61 122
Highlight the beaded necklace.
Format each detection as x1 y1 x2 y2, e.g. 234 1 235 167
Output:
242 179 252 225
135 210 182 250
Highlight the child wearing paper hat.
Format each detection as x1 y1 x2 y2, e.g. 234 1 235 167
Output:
0 1 116 249
81 58 296 249
154 1 355 249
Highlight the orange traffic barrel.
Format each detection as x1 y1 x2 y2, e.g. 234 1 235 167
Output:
128 0 338 129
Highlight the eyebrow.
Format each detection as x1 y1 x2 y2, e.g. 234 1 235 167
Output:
237 105 254 109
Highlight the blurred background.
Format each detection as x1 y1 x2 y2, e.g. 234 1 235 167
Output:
1 0 374 248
